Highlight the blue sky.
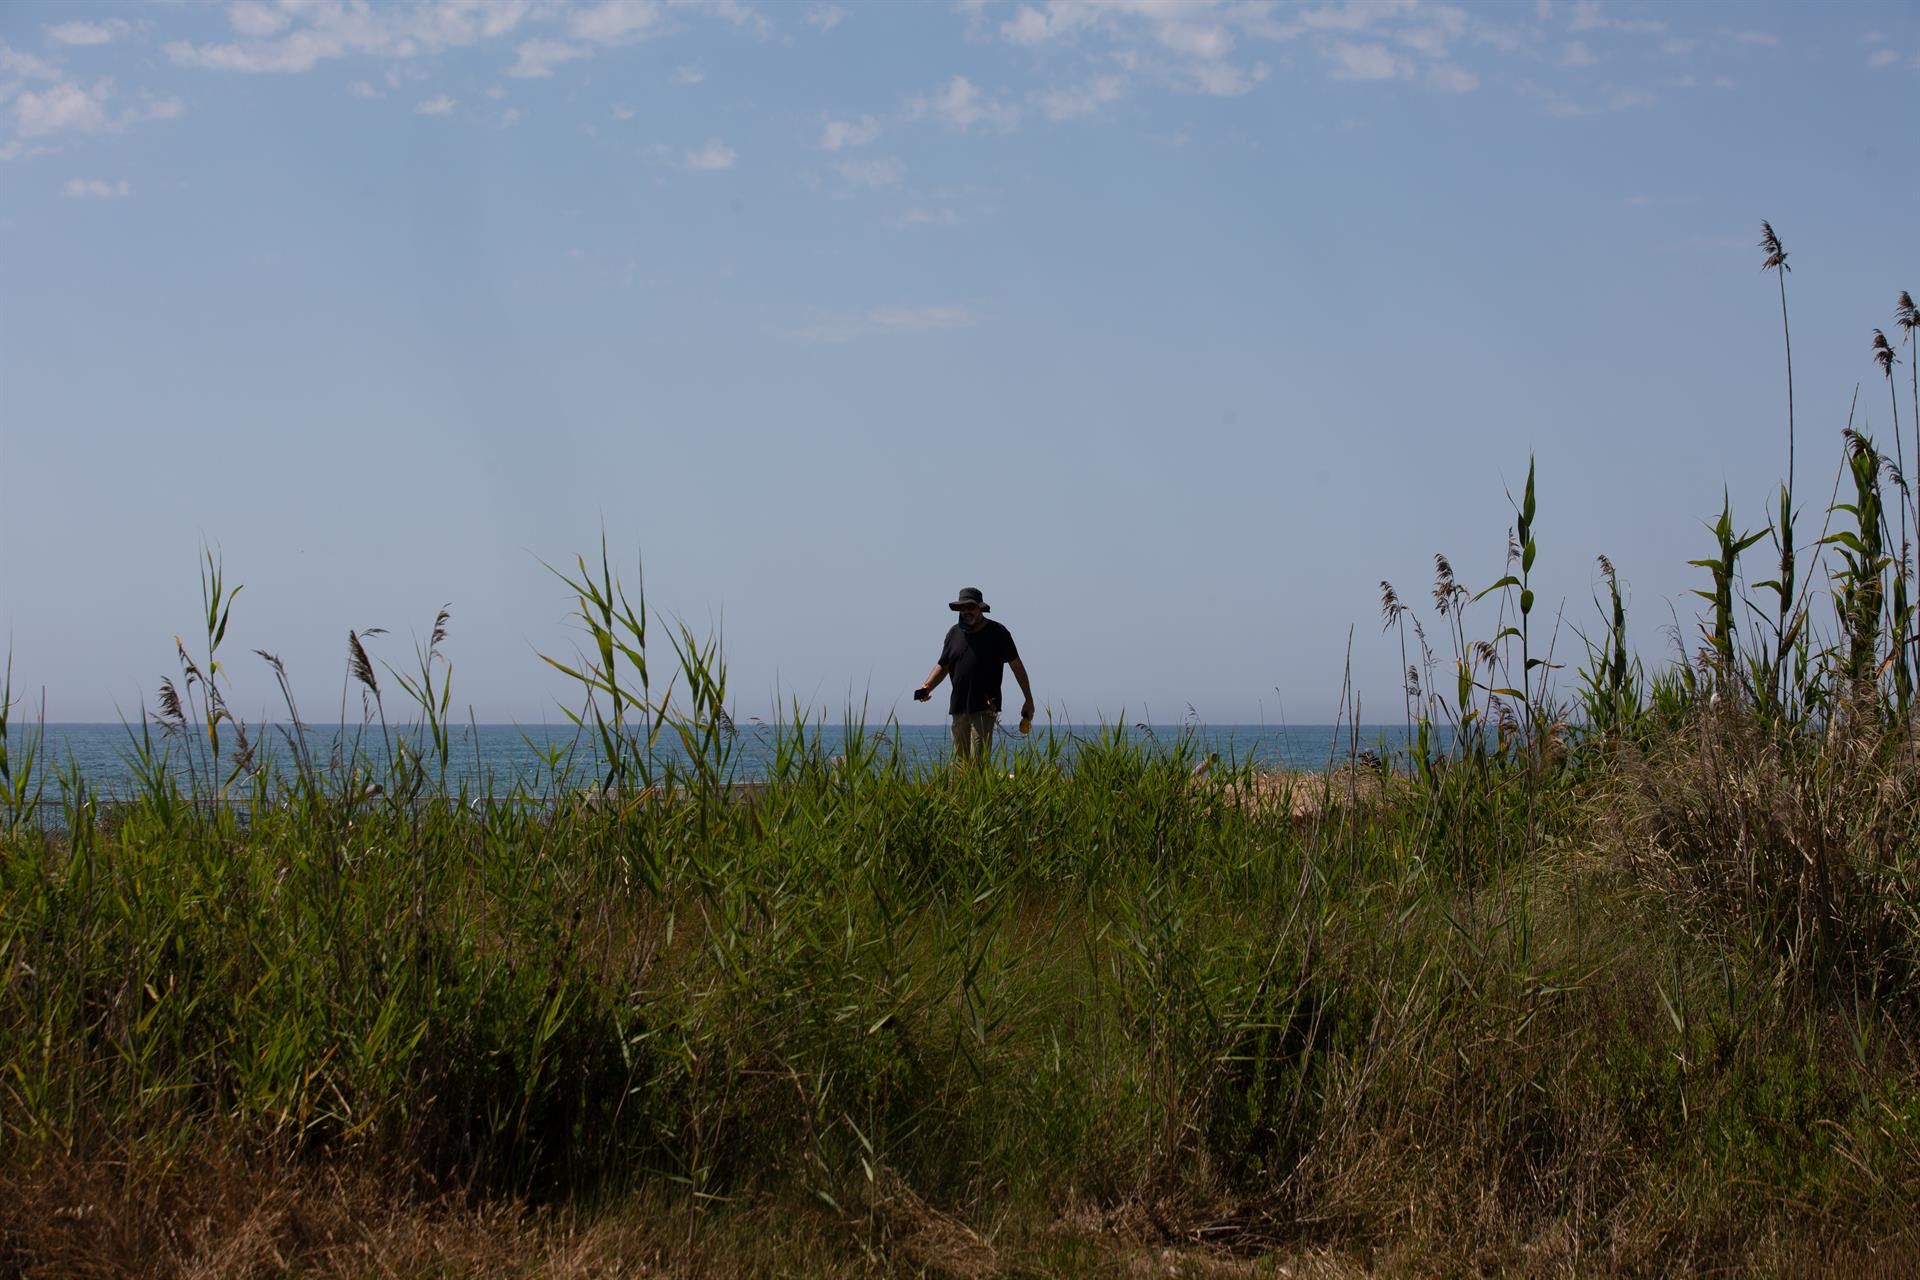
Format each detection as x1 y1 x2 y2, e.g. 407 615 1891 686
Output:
3 0 1919 727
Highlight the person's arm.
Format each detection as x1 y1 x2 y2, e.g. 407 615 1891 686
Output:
914 663 948 702
1009 657 1034 722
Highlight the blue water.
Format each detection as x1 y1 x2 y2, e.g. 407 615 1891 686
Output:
7 722 1422 801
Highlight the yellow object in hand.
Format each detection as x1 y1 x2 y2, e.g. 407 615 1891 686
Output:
1019 717 1032 735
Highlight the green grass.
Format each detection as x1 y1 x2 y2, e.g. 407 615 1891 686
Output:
7 692 1920 1274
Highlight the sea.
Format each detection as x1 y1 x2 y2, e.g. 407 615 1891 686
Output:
9 722 1425 801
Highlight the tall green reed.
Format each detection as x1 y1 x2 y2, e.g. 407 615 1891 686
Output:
1577 554 1639 738
1874 330 1912 713
1760 223 1802 716
1827 430 1893 700
1690 493 1766 695
147 550 249 803
0 656 45 830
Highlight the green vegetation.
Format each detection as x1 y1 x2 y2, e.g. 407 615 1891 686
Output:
6 237 1920 1275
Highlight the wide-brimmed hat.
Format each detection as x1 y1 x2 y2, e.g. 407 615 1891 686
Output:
949 586 990 612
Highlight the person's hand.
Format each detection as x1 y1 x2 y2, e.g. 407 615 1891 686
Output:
913 685 932 702
1020 698 1035 722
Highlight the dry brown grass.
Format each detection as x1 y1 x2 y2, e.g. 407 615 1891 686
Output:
1215 768 1397 823
0 1151 1392 1279
9 1154 1915 1279
1606 701 1920 995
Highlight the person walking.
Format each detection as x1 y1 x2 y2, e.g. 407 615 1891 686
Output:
913 586 1034 762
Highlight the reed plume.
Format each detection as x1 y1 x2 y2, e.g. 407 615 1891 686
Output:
155 678 186 730
1433 554 1457 614
347 629 392 760
1379 581 1404 627
347 631 379 697
1382 581 1411 738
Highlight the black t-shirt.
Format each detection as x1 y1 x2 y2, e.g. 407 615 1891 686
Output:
939 619 1020 715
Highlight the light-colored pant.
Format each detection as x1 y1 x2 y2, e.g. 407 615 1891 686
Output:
950 710 997 761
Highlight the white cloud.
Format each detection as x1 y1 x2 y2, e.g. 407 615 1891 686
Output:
46 19 131 47
348 80 379 98
997 1 1280 100
685 137 736 169
819 114 880 149
1425 63 1476 92
1397 26 1451 57
675 0 774 39
1297 2 1426 37
166 0 538 74
1624 193 1651 207
1035 74 1127 119
611 103 636 120
1472 22 1525 53
15 80 110 137
509 39 585 77
948 1 1526 103
1182 59 1263 96
164 36 340 73
1002 6 1056 44
569 0 664 45
907 76 1021 133
1723 29 1779 48
833 154 903 188
1561 40 1598 67
1324 42 1409 81
427 0 538 41
1 42 65 81
497 106 521 127
672 64 705 84
63 177 129 198
1523 79 1657 117
1524 85 1585 117
416 94 456 115
227 2 291 38
1566 2 1664 36
1863 48 1918 71
1158 21 1233 60
1000 0 1240 53
159 0 762 88
807 5 849 32
2 65 178 146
